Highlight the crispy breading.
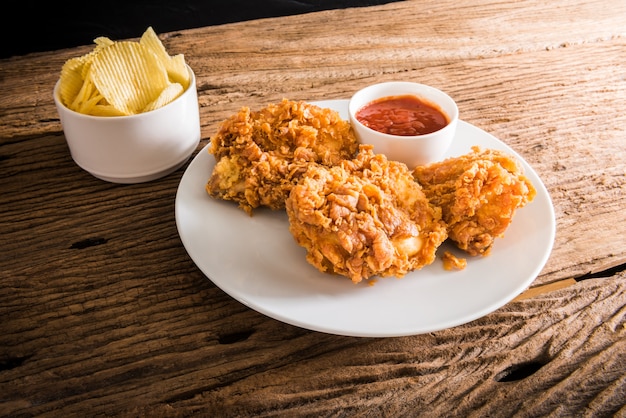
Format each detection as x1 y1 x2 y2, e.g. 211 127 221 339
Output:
206 99 359 214
413 146 536 256
286 145 448 283
442 251 467 271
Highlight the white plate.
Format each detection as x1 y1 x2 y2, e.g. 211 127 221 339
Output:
175 100 555 337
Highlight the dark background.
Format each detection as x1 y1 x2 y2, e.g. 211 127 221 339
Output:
2 1 401 59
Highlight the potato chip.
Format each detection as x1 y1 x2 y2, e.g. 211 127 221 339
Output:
70 73 101 114
140 27 190 89
57 27 190 116
90 41 170 115
88 104 127 117
142 82 184 112
59 57 87 107
94 36 114 48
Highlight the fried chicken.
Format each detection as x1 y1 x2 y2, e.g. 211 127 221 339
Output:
206 99 359 214
413 146 536 256
286 145 448 283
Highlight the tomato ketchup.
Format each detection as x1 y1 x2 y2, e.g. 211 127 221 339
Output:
355 95 449 136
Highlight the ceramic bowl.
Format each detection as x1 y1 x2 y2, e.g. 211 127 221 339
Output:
348 81 458 169
53 65 201 183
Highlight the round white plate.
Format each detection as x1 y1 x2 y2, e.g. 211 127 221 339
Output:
175 100 555 337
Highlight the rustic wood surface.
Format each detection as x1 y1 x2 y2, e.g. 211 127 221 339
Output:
1 0 625 416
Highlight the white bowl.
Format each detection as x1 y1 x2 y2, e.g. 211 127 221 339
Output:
53 66 201 184
348 81 458 169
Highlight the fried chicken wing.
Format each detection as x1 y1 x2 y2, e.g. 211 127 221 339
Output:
413 146 536 256
206 99 359 214
286 145 448 283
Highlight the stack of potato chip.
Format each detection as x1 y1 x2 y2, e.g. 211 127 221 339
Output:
57 27 190 116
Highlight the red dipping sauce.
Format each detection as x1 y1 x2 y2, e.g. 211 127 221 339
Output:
355 95 449 136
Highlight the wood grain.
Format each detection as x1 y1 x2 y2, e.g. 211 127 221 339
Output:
1 0 625 416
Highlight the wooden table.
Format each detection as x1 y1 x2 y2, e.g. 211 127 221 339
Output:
1 0 625 416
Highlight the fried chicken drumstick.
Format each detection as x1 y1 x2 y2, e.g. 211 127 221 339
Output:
206 99 358 214
413 146 536 256
286 145 448 283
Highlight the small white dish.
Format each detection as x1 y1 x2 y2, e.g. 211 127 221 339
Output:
175 99 555 338
53 65 201 184
349 81 459 169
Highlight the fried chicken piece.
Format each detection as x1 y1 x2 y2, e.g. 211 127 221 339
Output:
413 146 536 256
286 145 448 283
206 99 359 214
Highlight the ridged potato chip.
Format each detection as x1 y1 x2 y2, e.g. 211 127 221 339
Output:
58 57 87 107
57 27 189 116
140 27 190 89
91 41 170 115
142 82 184 112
